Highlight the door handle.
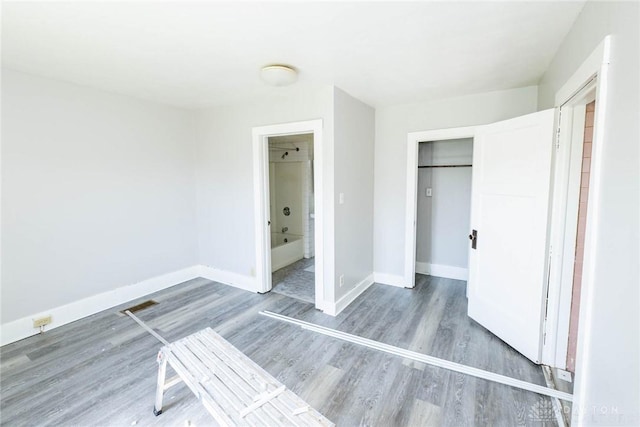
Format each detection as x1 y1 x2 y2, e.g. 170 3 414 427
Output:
469 229 478 250
268 220 271 226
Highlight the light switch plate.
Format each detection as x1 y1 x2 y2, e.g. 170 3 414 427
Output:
426 188 432 197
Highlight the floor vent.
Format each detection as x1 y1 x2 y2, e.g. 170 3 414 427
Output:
120 300 158 315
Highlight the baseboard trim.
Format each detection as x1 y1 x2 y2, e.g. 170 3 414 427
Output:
415 262 468 281
198 265 256 293
1 265 260 346
324 274 374 316
0 266 201 346
373 272 406 288
415 262 430 275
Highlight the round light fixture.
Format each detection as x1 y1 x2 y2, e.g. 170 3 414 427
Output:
260 65 298 87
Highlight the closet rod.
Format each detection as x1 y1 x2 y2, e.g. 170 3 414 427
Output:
418 164 472 168
269 146 300 152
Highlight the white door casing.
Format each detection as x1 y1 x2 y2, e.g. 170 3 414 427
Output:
468 109 555 363
404 126 477 288
252 119 326 311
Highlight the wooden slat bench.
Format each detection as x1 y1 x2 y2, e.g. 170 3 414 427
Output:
153 327 334 426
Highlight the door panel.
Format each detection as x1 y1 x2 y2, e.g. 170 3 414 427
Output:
468 109 555 363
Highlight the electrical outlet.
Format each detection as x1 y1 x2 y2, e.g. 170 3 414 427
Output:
339 193 345 204
339 275 344 287
33 315 52 329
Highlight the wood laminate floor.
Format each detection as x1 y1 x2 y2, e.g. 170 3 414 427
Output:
0 275 557 426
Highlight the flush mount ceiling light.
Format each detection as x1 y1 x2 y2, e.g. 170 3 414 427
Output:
260 65 298 86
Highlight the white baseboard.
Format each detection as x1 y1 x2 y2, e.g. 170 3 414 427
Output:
0 266 201 346
198 265 257 293
324 274 374 316
1 265 260 346
373 272 407 288
415 262 468 281
415 262 430 275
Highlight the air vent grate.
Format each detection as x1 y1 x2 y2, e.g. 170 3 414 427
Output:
120 300 158 315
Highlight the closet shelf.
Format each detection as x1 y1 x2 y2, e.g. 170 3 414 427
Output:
418 164 472 168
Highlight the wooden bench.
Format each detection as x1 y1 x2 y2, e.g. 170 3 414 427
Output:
153 327 334 426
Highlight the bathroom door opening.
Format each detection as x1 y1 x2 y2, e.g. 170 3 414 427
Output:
267 134 317 305
252 119 325 311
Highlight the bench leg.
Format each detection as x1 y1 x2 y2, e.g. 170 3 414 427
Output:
154 352 168 416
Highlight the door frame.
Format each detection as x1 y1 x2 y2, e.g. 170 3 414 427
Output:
543 36 611 371
404 126 477 288
542 82 595 368
252 119 325 311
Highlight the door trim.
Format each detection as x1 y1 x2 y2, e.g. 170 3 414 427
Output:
404 126 476 288
543 82 594 369
252 119 326 311
544 36 611 374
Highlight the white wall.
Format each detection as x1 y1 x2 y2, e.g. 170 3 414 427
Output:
373 86 538 282
416 139 473 271
333 88 375 301
194 87 334 291
538 2 639 425
1 69 198 324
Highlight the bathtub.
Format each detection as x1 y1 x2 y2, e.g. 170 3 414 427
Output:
271 232 304 272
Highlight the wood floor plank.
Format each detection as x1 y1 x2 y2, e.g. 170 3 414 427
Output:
408 397 443 426
375 364 423 426
299 364 345 410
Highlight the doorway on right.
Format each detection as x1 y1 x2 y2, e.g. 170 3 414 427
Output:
566 100 596 373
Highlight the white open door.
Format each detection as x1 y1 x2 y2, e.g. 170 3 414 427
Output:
468 109 555 363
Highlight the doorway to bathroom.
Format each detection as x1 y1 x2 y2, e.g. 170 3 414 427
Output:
267 133 316 304
252 119 326 311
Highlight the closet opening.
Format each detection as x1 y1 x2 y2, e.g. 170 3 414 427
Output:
404 126 476 288
415 138 474 285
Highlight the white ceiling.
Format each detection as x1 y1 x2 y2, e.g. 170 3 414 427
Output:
1 1 584 109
